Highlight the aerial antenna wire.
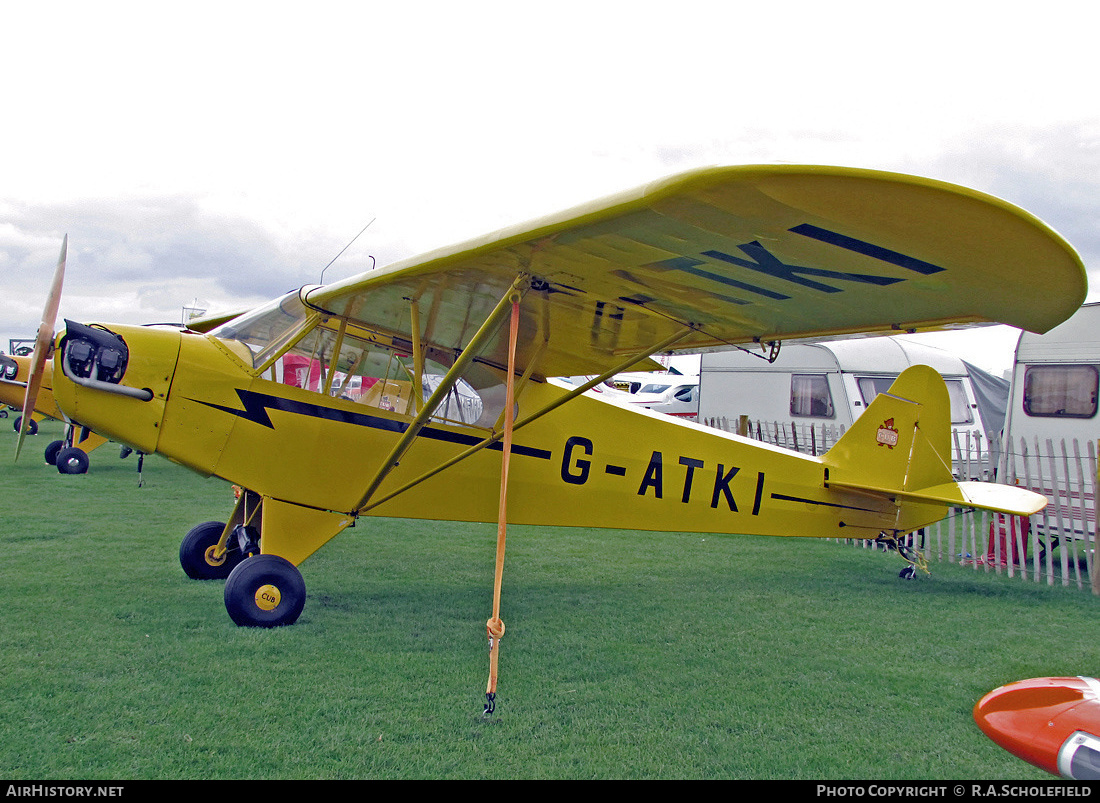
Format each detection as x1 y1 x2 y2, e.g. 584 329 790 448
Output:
320 217 376 284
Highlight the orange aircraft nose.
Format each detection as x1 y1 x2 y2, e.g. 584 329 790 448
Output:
974 676 1100 779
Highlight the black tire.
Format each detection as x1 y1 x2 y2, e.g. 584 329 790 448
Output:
44 440 65 465
14 416 38 435
224 555 306 628
179 521 242 580
55 446 89 474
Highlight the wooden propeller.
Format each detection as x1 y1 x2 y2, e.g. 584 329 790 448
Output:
15 236 67 461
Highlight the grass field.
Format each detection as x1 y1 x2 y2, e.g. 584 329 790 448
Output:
3 419 1098 780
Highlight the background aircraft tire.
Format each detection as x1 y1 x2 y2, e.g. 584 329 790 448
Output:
44 440 65 465
54 446 89 474
179 521 241 580
14 416 38 435
224 555 306 628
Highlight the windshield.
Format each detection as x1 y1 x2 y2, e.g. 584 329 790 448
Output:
209 291 314 370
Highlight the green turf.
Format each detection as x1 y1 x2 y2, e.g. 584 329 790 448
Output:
2 419 1096 779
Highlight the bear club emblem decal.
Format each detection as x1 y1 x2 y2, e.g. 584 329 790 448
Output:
876 418 900 449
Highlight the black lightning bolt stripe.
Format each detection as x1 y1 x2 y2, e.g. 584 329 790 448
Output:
192 389 553 460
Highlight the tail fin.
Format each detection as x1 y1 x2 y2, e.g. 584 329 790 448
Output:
824 364 1046 518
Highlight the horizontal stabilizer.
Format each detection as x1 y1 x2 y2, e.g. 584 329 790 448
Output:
828 479 1047 517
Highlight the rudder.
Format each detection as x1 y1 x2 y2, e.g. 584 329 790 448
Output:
823 364 955 495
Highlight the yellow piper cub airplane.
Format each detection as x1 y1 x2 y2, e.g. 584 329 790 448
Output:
25 166 1086 641
1 352 109 472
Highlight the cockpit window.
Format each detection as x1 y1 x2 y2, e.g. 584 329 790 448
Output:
274 322 486 425
210 293 492 427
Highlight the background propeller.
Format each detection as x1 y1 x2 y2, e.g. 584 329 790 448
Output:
15 235 67 461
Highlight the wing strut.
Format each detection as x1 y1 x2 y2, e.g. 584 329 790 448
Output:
354 324 695 515
408 298 425 412
353 274 531 513
484 294 521 716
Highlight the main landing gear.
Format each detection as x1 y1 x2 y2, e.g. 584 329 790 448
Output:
52 445 90 474
223 554 306 628
178 520 307 628
45 436 89 474
179 521 246 580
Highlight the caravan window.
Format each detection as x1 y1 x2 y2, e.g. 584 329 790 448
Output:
945 380 974 425
856 376 895 406
1023 365 1098 418
790 374 834 418
857 375 974 425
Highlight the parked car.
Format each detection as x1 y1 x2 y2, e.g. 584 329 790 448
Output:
624 378 699 419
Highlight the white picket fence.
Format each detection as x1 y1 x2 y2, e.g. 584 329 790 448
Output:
704 416 847 456
703 416 1099 592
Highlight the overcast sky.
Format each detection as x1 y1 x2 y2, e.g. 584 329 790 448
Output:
2 1 1096 377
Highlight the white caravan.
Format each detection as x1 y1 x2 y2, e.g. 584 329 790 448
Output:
1003 302 1100 451
698 337 1004 467
1000 303 1100 571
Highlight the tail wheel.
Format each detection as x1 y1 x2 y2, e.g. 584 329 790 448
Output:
55 446 89 474
179 521 243 580
224 555 306 628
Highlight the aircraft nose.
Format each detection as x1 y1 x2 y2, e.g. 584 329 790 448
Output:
52 321 182 454
60 320 153 400
974 677 1100 779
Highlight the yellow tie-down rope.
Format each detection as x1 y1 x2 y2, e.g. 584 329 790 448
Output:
485 296 520 716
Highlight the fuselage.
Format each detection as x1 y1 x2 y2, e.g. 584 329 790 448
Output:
49 315 938 553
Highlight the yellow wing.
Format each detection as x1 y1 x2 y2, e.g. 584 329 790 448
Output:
303 165 1086 381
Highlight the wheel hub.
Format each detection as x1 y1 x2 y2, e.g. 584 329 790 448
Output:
255 584 281 611
203 545 226 567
